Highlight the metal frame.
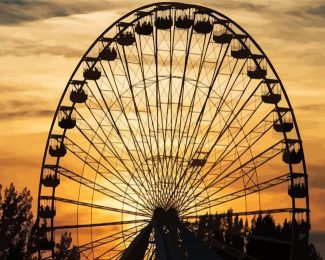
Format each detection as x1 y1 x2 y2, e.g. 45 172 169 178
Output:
37 2 309 259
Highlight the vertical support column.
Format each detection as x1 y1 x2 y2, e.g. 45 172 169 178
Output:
121 223 152 260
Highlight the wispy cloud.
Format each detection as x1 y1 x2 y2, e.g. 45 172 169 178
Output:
296 103 325 112
0 92 55 120
0 0 121 25
0 154 40 168
0 39 83 58
303 3 325 20
0 109 53 120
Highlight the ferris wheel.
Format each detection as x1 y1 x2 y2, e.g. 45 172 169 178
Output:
37 2 309 259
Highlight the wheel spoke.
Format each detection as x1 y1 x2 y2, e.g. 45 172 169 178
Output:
40 195 149 218
182 173 289 216
78 222 146 253
179 140 285 213
63 136 152 214
50 219 148 230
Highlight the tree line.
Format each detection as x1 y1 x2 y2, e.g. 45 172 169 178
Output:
0 183 322 259
190 208 322 260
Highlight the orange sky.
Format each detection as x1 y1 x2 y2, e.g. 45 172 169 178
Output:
0 0 324 254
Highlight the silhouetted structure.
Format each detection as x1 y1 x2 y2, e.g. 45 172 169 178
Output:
35 2 312 259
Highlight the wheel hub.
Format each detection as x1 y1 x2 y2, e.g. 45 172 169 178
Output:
152 207 180 227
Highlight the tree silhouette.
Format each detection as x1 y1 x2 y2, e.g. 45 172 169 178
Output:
191 210 323 260
231 215 244 252
54 232 80 260
246 214 322 260
225 208 233 245
246 214 291 260
0 183 81 259
281 218 291 241
26 220 41 259
213 214 223 244
0 183 33 259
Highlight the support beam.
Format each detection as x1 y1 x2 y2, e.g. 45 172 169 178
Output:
153 222 183 260
121 223 152 260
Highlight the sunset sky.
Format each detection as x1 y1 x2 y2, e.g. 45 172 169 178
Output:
0 0 324 255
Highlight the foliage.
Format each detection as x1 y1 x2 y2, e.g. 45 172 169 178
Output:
195 208 246 255
0 183 33 259
246 214 322 260
54 232 80 260
193 210 323 260
0 183 80 260
246 214 291 260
